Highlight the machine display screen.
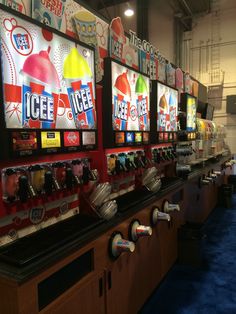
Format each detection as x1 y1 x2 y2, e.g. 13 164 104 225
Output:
126 132 135 143
186 94 197 131
0 7 96 130
111 60 150 131
157 82 178 131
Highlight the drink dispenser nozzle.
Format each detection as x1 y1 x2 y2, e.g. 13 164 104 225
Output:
18 175 29 202
109 232 135 259
129 220 152 242
213 170 221 176
52 162 66 189
199 176 211 187
136 151 145 168
115 158 122 174
71 159 83 185
164 148 171 161
209 171 217 179
152 149 158 163
118 153 128 172
4 168 18 202
151 207 171 225
159 149 165 162
28 165 44 196
65 167 74 189
125 155 132 171
82 165 91 184
127 152 137 169
205 176 214 182
108 155 117 175
134 153 143 168
163 200 180 213
44 171 54 195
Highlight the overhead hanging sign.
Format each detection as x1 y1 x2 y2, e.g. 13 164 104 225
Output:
129 30 159 58
109 17 126 61
129 30 166 80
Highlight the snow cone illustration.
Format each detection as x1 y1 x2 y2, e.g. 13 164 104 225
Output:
109 17 126 60
32 0 66 30
63 47 96 129
73 10 97 45
113 71 131 130
158 93 168 131
169 93 177 131
21 47 60 129
73 10 102 82
135 75 149 131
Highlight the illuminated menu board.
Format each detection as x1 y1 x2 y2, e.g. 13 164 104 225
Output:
0 6 96 130
103 58 150 148
186 94 197 131
157 82 178 132
111 60 150 132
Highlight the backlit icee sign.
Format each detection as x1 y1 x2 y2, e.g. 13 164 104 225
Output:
0 8 96 130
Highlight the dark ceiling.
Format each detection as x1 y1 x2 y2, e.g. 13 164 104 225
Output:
85 0 128 12
169 0 211 30
174 0 210 16
85 0 210 15
83 0 211 31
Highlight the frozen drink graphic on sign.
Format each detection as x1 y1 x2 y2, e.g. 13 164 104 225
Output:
21 47 60 129
158 93 168 131
157 82 178 132
32 0 66 30
0 8 96 130
109 17 126 61
63 48 96 129
135 74 149 131
73 10 102 82
73 10 97 44
113 71 131 130
169 93 177 131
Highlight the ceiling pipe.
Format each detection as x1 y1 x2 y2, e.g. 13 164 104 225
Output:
97 0 129 10
137 0 149 40
168 0 191 30
178 0 193 17
100 0 112 20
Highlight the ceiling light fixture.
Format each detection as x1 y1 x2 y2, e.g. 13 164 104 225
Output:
124 7 134 17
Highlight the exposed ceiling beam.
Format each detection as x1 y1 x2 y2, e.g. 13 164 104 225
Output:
168 0 192 31
97 0 128 10
178 0 193 17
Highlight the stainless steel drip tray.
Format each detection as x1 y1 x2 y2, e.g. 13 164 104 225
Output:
0 214 102 267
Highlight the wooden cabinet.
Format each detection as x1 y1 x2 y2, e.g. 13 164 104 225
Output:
105 207 162 314
106 253 138 314
158 219 178 277
0 181 218 314
0 242 106 314
41 272 105 314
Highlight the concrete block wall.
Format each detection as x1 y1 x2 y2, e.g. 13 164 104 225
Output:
184 0 236 153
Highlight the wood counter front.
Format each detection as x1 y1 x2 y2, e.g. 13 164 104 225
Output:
0 160 228 314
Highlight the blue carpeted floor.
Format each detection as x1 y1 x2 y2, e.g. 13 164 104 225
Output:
140 195 236 314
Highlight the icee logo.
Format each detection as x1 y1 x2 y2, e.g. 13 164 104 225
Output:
13 33 30 50
24 92 54 122
11 26 33 56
